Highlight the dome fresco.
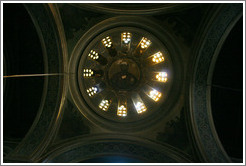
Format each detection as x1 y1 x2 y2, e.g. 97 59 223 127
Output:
2 3 243 163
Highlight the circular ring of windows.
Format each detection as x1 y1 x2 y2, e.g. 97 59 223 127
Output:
69 17 183 131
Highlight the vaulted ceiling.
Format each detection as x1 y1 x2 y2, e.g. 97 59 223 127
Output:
3 3 243 163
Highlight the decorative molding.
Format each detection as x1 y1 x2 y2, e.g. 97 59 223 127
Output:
156 108 194 160
4 4 67 162
70 4 199 15
189 3 242 162
41 134 193 163
53 99 90 141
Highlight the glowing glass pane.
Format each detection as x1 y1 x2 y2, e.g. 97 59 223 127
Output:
152 51 164 63
83 69 94 77
155 72 168 82
148 89 162 101
88 50 99 60
122 32 131 44
117 105 127 117
99 100 110 111
102 36 112 48
135 102 147 114
140 37 151 49
86 87 98 97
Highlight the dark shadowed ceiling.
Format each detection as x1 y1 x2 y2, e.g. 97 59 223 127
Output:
2 3 243 163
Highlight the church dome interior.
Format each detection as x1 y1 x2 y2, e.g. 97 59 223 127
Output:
2 3 243 163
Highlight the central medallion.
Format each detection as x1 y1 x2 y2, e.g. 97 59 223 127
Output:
108 58 141 91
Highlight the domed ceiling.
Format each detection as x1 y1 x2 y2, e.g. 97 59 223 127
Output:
2 3 243 163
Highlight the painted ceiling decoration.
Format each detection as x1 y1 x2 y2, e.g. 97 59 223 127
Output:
3 3 243 163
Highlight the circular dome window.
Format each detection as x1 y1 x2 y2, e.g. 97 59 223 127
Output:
69 17 182 131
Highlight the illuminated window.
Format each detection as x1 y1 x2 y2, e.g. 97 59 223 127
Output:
86 87 98 97
88 50 99 60
135 102 147 114
117 105 127 117
140 37 151 49
99 100 110 111
152 51 164 63
102 36 112 48
83 69 94 77
148 89 162 101
132 93 147 114
155 72 168 82
121 32 131 44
